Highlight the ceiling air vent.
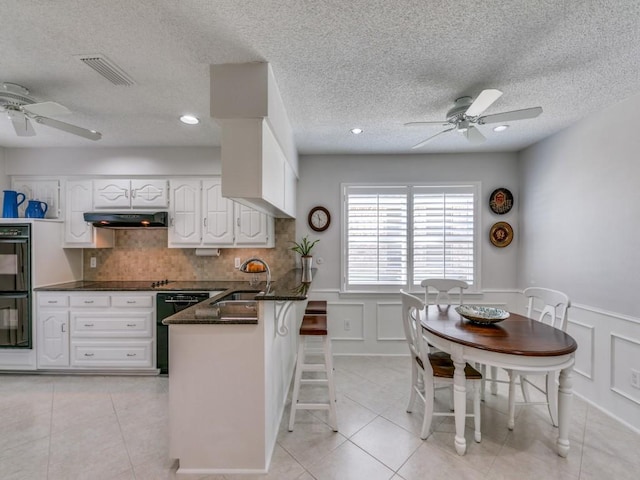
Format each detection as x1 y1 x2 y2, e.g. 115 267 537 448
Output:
76 54 135 86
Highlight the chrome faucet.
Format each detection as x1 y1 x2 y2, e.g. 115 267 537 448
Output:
239 257 271 293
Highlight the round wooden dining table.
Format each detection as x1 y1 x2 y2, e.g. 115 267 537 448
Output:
420 304 578 457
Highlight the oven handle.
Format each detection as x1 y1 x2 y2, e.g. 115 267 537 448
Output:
162 299 203 304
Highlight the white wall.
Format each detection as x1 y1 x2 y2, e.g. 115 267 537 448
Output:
518 92 640 432
0 147 8 190
296 153 522 354
297 152 520 291
4 146 221 176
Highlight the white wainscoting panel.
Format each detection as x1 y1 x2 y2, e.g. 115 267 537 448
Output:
568 319 595 380
376 302 404 341
610 333 640 406
329 302 365 341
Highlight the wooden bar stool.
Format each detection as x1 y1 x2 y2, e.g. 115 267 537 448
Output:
288 306 338 432
305 300 328 315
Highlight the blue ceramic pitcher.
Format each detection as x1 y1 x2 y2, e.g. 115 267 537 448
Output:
2 190 26 218
25 200 48 219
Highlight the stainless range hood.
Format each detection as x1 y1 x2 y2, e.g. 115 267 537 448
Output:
83 212 168 229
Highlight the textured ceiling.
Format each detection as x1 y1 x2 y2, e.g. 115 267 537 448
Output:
1 0 639 154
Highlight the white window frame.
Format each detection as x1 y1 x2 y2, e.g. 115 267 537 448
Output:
341 182 481 293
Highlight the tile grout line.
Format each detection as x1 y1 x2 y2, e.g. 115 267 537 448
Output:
109 390 137 479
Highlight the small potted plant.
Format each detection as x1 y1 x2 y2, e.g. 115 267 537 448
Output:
291 235 319 282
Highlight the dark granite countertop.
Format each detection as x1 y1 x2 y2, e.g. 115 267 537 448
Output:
36 268 315 311
163 268 315 325
35 280 241 292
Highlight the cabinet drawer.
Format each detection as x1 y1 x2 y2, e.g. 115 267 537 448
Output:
111 295 154 308
38 294 69 308
70 295 110 308
71 312 153 337
71 341 152 367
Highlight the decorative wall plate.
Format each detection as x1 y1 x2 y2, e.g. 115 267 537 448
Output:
489 188 514 214
490 221 513 247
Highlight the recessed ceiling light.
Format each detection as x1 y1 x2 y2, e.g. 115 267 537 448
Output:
180 115 200 125
350 128 363 134
493 125 509 132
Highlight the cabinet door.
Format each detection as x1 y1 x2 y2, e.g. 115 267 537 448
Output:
131 179 169 208
202 179 234 246
235 203 272 246
283 160 297 218
37 311 69 367
11 178 60 218
93 179 131 208
64 180 94 246
65 180 113 248
168 179 201 246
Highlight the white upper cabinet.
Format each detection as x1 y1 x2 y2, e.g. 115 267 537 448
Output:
235 203 273 246
11 177 61 218
64 180 114 248
93 179 168 209
168 179 201 246
202 179 235 245
168 177 273 248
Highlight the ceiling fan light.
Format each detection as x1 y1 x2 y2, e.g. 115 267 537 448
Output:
180 114 200 125
493 125 509 132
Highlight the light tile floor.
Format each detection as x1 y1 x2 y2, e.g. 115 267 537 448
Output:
1 356 639 479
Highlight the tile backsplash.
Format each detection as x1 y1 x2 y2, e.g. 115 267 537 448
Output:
83 218 297 281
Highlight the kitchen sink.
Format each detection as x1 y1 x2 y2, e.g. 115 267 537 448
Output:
204 300 258 320
219 290 261 301
194 290 261 320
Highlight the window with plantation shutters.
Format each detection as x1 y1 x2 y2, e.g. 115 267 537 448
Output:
343 183 479 292
412 186 475 286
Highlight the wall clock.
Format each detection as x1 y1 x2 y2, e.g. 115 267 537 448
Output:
308 206 331 232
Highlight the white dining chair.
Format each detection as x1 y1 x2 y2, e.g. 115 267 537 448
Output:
400 290 482 442
506 287 571 430
421 279 469 306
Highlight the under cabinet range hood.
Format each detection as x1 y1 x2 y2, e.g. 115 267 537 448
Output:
83 212 168 229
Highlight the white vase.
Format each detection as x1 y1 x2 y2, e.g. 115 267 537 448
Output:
301 256 313 283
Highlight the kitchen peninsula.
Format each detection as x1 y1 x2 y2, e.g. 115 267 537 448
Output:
162 268 314 476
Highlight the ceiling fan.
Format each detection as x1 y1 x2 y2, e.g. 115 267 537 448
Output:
405 89 542 148
0 82 101 141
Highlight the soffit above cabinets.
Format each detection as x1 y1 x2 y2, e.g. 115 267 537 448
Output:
212 63 297 218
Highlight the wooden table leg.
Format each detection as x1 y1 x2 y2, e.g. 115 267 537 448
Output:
556 366 573 457
451 345 467 455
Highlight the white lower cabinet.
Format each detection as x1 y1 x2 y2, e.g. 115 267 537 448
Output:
37 310 69 368
36 291 155 371
71 341 152 367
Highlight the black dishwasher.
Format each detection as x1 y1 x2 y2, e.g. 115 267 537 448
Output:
156 292 210 374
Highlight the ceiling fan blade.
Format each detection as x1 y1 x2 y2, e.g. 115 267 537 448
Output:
411 127 455 149
465 89 503 117
477 106 543 125
33 116 102 141
404 121 451 127
22 101 71 117
464 125 486 144
7 109 35 136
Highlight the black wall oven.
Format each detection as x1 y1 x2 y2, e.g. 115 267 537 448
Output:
0 225 31 348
